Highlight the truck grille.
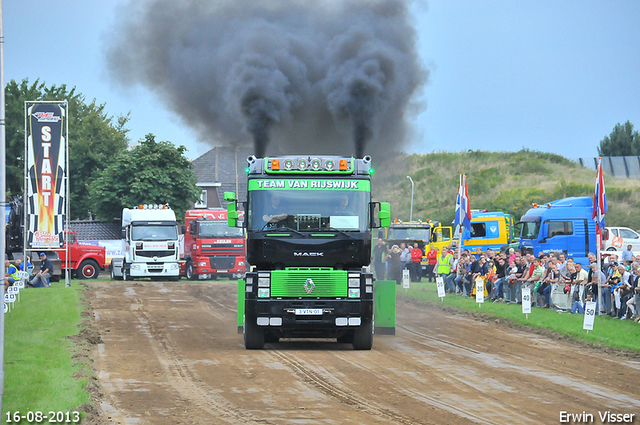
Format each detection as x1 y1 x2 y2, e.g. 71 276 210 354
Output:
136 250 175 258
201 244 244 256
270 269 347 298
209 256 236 269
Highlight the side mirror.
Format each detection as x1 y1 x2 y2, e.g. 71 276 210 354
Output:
181 225 186 235
379 202 391 228
227 201 239 228
370 202 391 228
121 229 126 239
189 222 197 236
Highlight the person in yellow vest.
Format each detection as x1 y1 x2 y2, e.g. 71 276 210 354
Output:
5 260 19 290
436 247 454 293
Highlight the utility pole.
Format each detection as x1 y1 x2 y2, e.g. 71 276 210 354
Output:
1 0 7 412
406 176 414 222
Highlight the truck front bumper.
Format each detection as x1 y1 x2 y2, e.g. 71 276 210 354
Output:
129 262 180 277
245 298 373 338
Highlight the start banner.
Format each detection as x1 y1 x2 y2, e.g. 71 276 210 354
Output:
25 102 67 249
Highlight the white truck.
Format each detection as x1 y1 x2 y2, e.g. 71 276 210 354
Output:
110 205 181 281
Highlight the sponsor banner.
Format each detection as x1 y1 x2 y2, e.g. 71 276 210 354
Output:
248 179 370 191
26 103 67 249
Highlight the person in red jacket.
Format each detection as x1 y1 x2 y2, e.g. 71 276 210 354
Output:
426 244 438 282
410 243 424 282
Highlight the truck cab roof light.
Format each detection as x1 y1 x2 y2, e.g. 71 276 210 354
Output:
271 159 280 170
339 159 348 170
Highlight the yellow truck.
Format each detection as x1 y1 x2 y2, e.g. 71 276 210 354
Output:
383 220 453 276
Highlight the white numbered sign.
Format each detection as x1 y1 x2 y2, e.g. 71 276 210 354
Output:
16 271 29 279
402 269 410 289
8 286 19 295
16 280 25 289
3 303 7 314
436 276 446 298
475 277 485 304
522 287 532 314
583 301 597 331
4 293 16 304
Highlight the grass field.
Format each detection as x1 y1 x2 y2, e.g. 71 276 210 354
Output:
1 279 92 421
398 281 640 352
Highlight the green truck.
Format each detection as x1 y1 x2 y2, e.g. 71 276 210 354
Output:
226 155 390 350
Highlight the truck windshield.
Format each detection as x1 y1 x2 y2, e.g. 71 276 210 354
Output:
198 221 244 238
131 225 178 241
248 190 369 232
520 220 541 240
387 228 430 241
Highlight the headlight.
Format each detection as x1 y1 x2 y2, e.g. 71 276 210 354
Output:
348 288 360 298
238 261 245 266
258 277 270 287
131 264 141 270
348 278 360 288
198 262 207 267
258 288 270 298
170 263 180 270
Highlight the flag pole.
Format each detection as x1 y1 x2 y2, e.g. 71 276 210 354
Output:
596 158 603 314
456 174 463 268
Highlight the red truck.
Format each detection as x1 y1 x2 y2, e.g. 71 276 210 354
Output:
5 197 107 279
22 231 107 280
182 209 246 280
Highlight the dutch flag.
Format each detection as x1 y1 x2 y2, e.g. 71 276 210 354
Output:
454 174 471 230
593 158 607 230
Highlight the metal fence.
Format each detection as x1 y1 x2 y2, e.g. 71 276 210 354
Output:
577 156 640 178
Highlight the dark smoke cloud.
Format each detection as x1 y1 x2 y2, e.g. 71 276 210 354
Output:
107 0 426 158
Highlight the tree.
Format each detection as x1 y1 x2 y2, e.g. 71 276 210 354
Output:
4 78 130 218
597 120 640 156
88 134 199 222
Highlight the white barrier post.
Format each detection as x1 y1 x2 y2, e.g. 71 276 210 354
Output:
522 287 532 319
583 301 597 333
436 276 446 300
475 277 485 306
402 269 410 292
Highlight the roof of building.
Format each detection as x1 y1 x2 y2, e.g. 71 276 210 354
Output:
192 146 253 205
69 220 121 241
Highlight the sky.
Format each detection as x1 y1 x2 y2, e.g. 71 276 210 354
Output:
3 0 640 161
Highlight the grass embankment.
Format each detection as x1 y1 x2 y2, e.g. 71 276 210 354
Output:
373 150 640 229
2 280 92 419
398 282 640 353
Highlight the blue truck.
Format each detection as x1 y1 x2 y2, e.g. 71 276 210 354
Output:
518 197 596 265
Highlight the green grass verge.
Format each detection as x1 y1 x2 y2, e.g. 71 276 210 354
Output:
2 279 91 420
398 282 640 352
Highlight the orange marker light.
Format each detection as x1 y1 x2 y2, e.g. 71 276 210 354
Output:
271 159 280 170
339 159 348 170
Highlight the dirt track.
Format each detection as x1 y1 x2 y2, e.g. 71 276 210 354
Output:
85 279 640 425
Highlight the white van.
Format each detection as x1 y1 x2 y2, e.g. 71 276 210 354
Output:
602 227 640 255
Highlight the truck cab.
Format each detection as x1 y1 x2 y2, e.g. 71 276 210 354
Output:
112 204 180 281
602 227 640 255
227 155 390 350
519 197 596 265
183 209 246 280
458 211 514 252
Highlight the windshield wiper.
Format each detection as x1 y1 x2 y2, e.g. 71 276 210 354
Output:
327 227 356 239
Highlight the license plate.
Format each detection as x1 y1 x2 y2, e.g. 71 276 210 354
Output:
295 308 323 316
217 270 228 273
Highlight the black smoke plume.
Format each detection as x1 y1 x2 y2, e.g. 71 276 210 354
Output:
106 0 426 158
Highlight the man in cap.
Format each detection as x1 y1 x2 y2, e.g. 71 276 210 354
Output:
29 252 53 288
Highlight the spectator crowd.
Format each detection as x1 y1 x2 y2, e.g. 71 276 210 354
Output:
372 239 640 322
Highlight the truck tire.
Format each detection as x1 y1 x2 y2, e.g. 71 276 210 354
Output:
185 260 195 280
110 265 121 281
606 247 617 252
352 319 373 350
78 259 100 279
244 316 265 349
123 266 134 281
